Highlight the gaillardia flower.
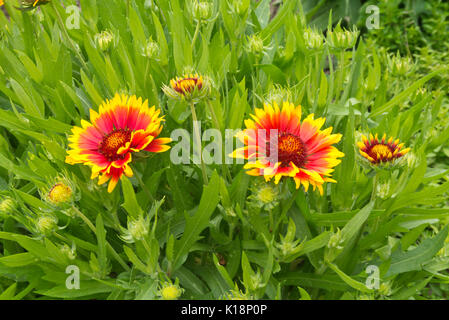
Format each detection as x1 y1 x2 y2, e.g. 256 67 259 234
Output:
358 133 410 165
66 94 171 192
163 74 209 102
231 102 344 194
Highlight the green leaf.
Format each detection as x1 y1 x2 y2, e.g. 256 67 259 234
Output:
385 225 449 277
173 171 220 271
327 262 373 293
121 178 143 218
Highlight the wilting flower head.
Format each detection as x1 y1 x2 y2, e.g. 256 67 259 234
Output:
163 74 210 103
358 133 410 166
17 0 50 10
326 23 359 49
231 101 344 195
66 94 171 192
0 1 4 7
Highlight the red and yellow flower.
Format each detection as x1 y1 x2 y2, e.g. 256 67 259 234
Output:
163 73 209 102
66 94 171 192
358 133 410 165
231 101 344 195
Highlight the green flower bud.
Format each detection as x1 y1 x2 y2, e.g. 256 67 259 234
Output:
303 28 325 51
246 34 264 55
222 286 254 300
95 30 116 52
120 215 149 243
143 38 159 59
0 197 16 216
60 244 76 260
36 215 58 236
327 23 359 49
232 0 250 16
387 52 414 76
378 282 392 296
193 1 213 21
376 181 390 199
327 228 343 250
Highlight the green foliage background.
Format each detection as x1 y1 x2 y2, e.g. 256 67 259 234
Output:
0 0 448 300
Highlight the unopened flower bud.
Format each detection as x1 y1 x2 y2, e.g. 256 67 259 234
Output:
303 28 325 51
327 23 359 49
193 1 213 21
143 38 159 59
0 197 16 216
95 30 115 52
37 215 58 236
387 52 413 77
246 34 264 55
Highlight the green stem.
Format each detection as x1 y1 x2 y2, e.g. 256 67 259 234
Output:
206 100 232 182
371 173 379 203
51 2 88 70
143 59 150 93
338 49 345 99
71 206 130 271
191 19 201 51
190 101 209 185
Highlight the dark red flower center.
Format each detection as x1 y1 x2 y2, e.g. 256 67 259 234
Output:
268 132 307 168
99 128 131 161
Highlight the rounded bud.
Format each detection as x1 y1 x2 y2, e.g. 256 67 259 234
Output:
193 1 213 21
37 215 58 236
160 283 183 300
95 30 115 52
143 38 159 59
327 23 359 49
128 217 148 242
246 34 264 55
303 28 325 51
0 197 16 216
387 52 413 77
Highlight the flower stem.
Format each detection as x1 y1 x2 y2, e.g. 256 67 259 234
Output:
190 101 209 185
206 99 232 181
71 206 130 271
191 19 201 51
51 2 88 70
